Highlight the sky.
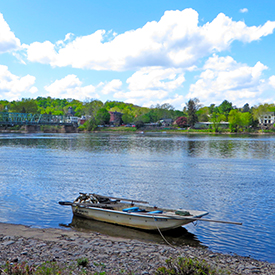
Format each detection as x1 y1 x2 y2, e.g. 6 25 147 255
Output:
1 0 275 110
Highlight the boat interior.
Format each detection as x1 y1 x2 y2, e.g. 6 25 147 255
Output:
72 193 201 217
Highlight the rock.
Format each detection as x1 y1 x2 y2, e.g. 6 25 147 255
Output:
3 236 14 241
2 240 15 246
0 225 274 275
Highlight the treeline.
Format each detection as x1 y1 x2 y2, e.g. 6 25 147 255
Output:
0 97 184 130
0 97 274 132
184 99 275 132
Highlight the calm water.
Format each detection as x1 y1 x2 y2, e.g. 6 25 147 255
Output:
0 132 274 263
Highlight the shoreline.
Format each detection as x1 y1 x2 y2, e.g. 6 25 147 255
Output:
0 129 273 135
0 222 274 274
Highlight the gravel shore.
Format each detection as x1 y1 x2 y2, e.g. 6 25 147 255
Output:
0 222 274 274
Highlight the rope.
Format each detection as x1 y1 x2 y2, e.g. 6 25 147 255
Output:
153 215 177 249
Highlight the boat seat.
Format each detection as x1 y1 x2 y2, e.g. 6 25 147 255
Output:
123 207 139 212
146 210 163 214
122 207 145 213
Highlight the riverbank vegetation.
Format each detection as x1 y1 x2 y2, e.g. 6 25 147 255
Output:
0 256 226 275
1 96 275 133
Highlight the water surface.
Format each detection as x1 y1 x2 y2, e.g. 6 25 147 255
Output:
0 132 274 263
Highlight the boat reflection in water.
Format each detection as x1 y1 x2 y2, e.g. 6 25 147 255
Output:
61 215 206 249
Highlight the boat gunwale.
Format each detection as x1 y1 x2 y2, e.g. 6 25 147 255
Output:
72 203 209 220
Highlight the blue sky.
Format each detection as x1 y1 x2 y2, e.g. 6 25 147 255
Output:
1 0 275 110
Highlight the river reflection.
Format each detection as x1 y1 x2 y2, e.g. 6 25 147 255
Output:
0 132 274 263
62 215 204 248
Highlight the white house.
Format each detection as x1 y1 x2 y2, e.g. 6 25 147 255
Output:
258 112 275 127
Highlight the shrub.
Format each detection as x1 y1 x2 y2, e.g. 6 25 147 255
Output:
2 261 35 275
175 117 188 128
134 120 144 129
155 257 221 275
77 258 89 267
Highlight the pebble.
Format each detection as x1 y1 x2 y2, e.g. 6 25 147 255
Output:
0 231 274 275
2 240 15 246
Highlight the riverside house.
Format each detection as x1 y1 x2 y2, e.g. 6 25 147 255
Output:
109 111 123 126
258 112 275 128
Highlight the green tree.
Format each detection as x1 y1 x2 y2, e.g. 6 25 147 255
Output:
173 110 185 118
138 113 151 123
9 98 38 114
239 112 252 130
228 109 241 132
242 103 250 113
95 108 110 125
133 107 150 118
197 106 210 122
210 112 226 132
219 100 233 112
135 120 144 129
252 103 275 121
157 103 175 119
135 108 158 123
62 99 83 117
122 113 134 124
36 96 71 115
0 100 9 112
209 104 216 114
228 110 252 132
83 119 98 131
145 109 159 122
218 100 233 119
83 99 103 118
186 98 200 127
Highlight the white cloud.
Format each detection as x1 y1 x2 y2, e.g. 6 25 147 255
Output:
25 41 57 64
101 79 122 95
0 65 37 100
269 75 275 88
0 13 21 53
44 74 99 100
24 9 275 71
240 8 248 13
154 93 186 109
126 67 185 92
56 33 75 47
44 75 124 100
64 33 74 41
134 93 185 109
113 67 185 107
187 54 268 106
200 13 275 51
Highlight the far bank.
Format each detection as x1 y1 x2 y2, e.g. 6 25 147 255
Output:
1 125 275 135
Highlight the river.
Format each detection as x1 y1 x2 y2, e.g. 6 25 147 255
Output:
0 132 274 263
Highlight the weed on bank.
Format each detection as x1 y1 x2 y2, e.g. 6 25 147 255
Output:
0 256 227 275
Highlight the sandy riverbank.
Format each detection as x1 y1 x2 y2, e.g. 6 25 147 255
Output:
0 222 274 274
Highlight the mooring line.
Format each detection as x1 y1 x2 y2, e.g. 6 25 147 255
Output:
153 216 177 249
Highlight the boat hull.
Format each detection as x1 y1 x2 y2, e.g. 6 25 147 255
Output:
72 205 208 231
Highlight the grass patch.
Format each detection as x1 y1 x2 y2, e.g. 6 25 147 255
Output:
77 258 89 267
155 257 229 275
0 256 230 275
263 128 275 133
1 260 85 275
99 126 137 132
